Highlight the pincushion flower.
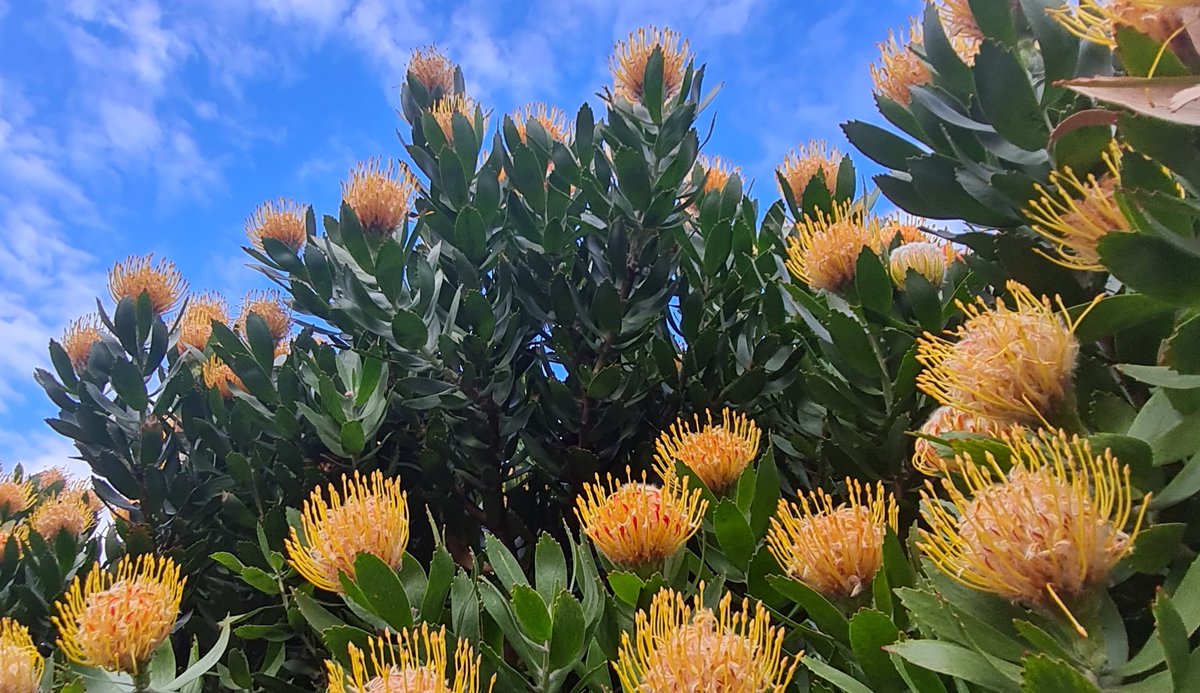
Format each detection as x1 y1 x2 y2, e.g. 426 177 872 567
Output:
918 426 1147 635
698 155 742 194
653 408 761 494
0 617 43 693
62 314 105 371
1026 143 1130 271
889 241 948 287
575 470 706 570
912 406 1008 475
26 492 96 542
785 201 883 292
431 93 482 145
246 198 307 253
238 289 291 343
610 26 691 103
1049 0 1200 49
0 471 34 517
407 45 456 98
108 254 187 316
342 157 420 236
286 470 410 593
938 0 984 41
916 280 1094 423
613 585 801 692
34 467 66 491
778 140 841 200
201 355 243 399
871 18 931 105
766 478 898 599
53 554 185 675
513 102 572 144
326 623 494 693
177 291 229 354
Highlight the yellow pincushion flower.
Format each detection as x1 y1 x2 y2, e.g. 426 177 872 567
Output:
326 623 495 693
1049 0 1199 48
201 355 243 399
785 201 883 293
871 18 931 105
1026 144 1130 271
177 291 229 354
238 289 291 343
698 155 742 194
0 470 34 517
918 426 1147 635
778 140 841 201
0 617 43 693
431 94 481 144
53 554 185 675
286 470 410 593
108 254 187 316
25 492 96 542
889 241 948 287
653 409 761 494
513 103 572 145
610 26 691 104
766 479 899 599
246 197 307 253
916 280 1093 423
912 405 1009 475
62 314 105 371
614 585 801 692
342 157 420 236
575 470 706 570
407 45 456 98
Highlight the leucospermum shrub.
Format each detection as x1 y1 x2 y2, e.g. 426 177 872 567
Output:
21 1 1200 690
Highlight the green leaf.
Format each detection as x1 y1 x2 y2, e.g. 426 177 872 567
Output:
162 616 234 690
1116 25 1190 77
1154 591 1191 688
1019 654 1100 692
850 609 905 692
535 534 568 603
703 223 733 277
586 365 622 400
613 148 652 210
1129 523 1186 573
511 584 552 642
973 41 1048 151
608 571 644 607
825 311 879 377
293 591 346 634
484 533 529 590
643 46 664 123
714 500 755 572
1117 364 1200 390
1072 293 1175 343
339 420 366 457
887 641 1021 693
1167 315 1200 373
1100 233 1200 307
245 313 276 372
392 310 428 350
421 546 455 622
842 120 926 171
592 280 621 335
352 553 413 630
768 575 849 643
749 448 780 538
239 567 280 594
109 359 148 411
548 592 587 671
805 654 876 693
856 249 893 316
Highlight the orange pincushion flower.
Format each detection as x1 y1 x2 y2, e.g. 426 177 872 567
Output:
285 470 410 593
0 470 34 517
766 478 899 599
108 254 187 315
407 45 456 97
177 291 229 354
919 426 1147 635
653 409 761 494
326 623 495 693
912 405 1009 475
52 554 185 674
513 102 572 144
1049 0 1200 48
246 198 307 253
785 201 883 292
871 18 931 105
889 241 948 287
610 26 691 103
238 289 291 343
778 141 841 200
26 492 96 542
698 155 742 194
938 0 984 41
62 314 104 371
575 469 706 569
34 467 67 491
342 157 420 236
431 94 479 144
0 617 43 693
916 280 1094 423
201 355 243 399
614 585 801 692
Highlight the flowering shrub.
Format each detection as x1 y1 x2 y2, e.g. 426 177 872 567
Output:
10 2 1200 691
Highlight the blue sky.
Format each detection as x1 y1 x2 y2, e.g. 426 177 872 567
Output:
0 0 916 473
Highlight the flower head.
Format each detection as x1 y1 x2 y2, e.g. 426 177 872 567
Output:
238 289 291 343
653 409 761 494
912 406 1009 475
698 155 742 194
513 103 572 145
918 426 1147 635
326 623 494 693
0 470 34 517
889 242 948 287
53 554 185 674
766 479 898 599
407 45 456 98
1049 0 1199 49
575 470 706 569
938 0 984 41
177 291 229 354
614 585 801 692
610 26 691 103
0 617 43 693
108 254 187 316
62 314 105 371
26 492 96 542
778 141 842 200
246 198 307 253
342 157 420 236
431 93 479 143
916 281 1091 423
785 201 883 292
871 18 931 105
34 467 66 491
201 355 243 399
1026 144 1130 271
286 470 410 593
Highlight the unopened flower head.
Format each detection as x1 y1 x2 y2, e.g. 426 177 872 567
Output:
916 280 1091 423
918 426 1146 634
697 155 742 194
614 585 801 692
342 157 420 236
326 622 495 693
407 45 456 98
431 93 480 144
25 492 96 542
610 26 691 104
53 554 185 674
766 478 898 599
286 470 410 593
177 291 229 354
871 18 931 105
201 355 243 399
786 201 883 292
575 469 706 569
246 198 307 253
513 102 572 145
778 140 841 200
108 254 187 316
0 617 43 693
238 289 291 343
653 408 761 494
1049 0 1200 49
890 242 948 287
62 314 105 371
0 469 34 517
1027 143 1130 271
912 406 1009 475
